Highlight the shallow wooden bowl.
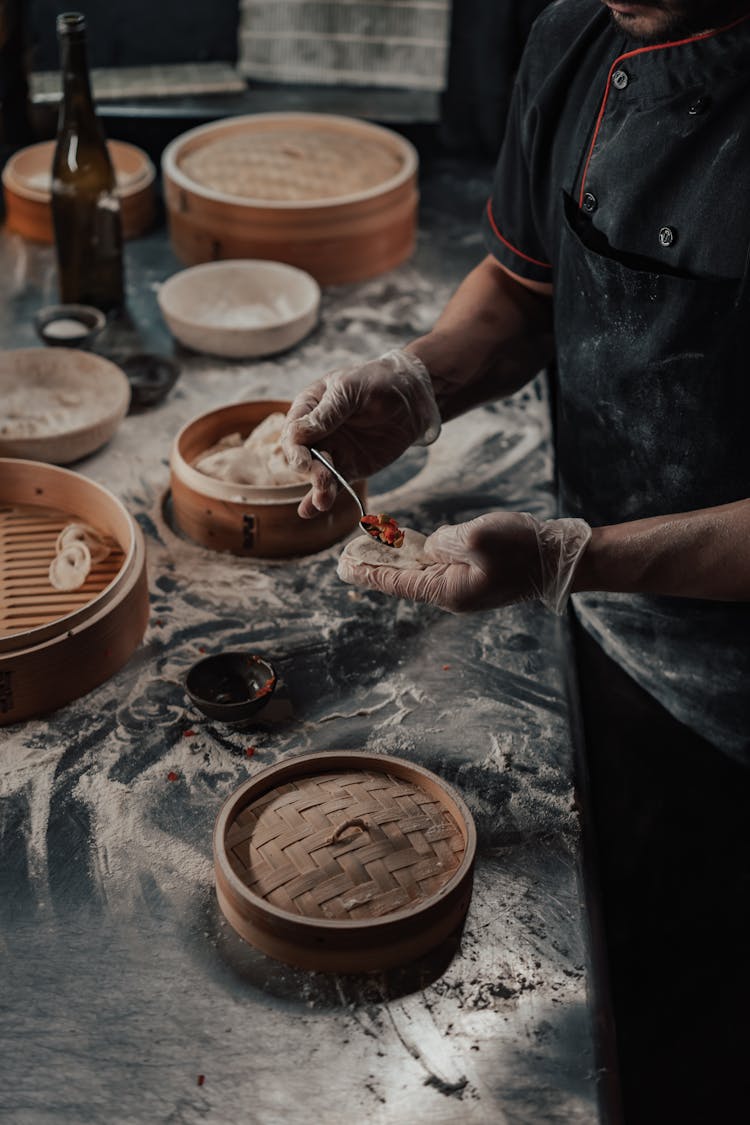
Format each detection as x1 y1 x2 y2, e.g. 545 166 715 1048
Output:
2 139 156 243
158 260 320 359
214 750 477 972
170 400 366 558
0 458 149 725
0 348 131 465
161 112 418 285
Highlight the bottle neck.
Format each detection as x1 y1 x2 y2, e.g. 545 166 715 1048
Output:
58 33 95 122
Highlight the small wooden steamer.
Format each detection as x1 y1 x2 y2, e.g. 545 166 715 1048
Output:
170 400 366 558
2 139 156 243
214 751 477 972
0 459 149 725
161 112 418 285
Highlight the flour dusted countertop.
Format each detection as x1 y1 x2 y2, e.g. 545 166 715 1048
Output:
0 157 606 1124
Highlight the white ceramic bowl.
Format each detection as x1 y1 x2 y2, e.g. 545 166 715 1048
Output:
157 259 320 359
0 348 131 464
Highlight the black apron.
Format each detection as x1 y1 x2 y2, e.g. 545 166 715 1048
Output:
554 190 750 759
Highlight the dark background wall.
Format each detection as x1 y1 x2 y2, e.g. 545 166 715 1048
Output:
441 0 553 155
3 0 555 160
28 0 240 70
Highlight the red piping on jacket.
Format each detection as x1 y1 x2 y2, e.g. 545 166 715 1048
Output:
485 198 552 269
578 11 750 208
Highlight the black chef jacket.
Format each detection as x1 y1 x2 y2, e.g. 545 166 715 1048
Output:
481 0 750 759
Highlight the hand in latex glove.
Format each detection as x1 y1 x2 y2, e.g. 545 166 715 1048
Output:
337 512 592 615
281 348 441 518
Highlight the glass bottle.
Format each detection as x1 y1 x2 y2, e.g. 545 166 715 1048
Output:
51 11 124 312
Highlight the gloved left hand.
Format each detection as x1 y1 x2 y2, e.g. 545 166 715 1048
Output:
337 512 592 615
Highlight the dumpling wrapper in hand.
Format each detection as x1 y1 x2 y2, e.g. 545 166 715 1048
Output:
339 528 428 572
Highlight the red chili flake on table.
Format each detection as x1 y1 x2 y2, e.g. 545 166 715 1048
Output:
197 1075 205 1087
167 771 179 782
183 729 196 738
245 746 256 757
361 512 405 549
442 664 451 671
198 645 207 654
155 619 163 627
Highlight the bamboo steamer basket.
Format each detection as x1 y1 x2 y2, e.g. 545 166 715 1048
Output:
170 400 366 558
2 139 156 243
161 112 418 285
214 751 477 972
0 459 149 725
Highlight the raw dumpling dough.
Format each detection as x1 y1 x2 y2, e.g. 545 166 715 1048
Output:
56 522 110 563
49 541 91 591
341 528 428 570
193 412 307 487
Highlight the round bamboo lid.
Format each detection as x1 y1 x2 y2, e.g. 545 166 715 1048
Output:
214 751 476 972
178 126 403 203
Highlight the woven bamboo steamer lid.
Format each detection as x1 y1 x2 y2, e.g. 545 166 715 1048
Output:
214 751 477 972
2 139 156 243
161 112 419 286
170 400 366 558
0 458 149 724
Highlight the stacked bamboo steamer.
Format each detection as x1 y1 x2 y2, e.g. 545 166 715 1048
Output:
0 459 149 725
162 112 418 285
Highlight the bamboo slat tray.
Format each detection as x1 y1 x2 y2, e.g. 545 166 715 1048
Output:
214 751 476 972
170 400 365 558
0 459 149 724
161 112 418 285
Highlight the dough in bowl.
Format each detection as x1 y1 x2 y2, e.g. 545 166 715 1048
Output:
341 528 428 569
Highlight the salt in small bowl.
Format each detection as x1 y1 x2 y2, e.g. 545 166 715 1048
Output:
34 303 106 349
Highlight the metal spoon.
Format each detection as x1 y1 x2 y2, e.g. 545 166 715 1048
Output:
309 447 399 546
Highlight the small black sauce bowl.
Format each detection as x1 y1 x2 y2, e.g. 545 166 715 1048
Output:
117 353 181 409
34 303 107 348
185 652 277 723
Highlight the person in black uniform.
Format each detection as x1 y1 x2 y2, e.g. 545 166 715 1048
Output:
281 2 750 1120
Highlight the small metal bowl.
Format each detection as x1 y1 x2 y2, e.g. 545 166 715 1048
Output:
34 303 106 348
185 652 277 723
117 353 181 409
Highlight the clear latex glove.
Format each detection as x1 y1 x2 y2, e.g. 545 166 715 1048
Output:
281 348 441 518
337 511 592 615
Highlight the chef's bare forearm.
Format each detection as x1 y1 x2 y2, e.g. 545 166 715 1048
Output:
573 498 750 601
403 256 555 422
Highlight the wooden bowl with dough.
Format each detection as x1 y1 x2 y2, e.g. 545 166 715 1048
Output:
170 399 366 558
0 348 131 465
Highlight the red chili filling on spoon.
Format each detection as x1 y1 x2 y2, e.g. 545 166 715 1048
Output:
361 513 405 549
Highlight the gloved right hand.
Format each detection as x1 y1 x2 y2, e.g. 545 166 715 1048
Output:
281 348 441 518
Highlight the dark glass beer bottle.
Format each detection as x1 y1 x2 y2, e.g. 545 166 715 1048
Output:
51 12 124 312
